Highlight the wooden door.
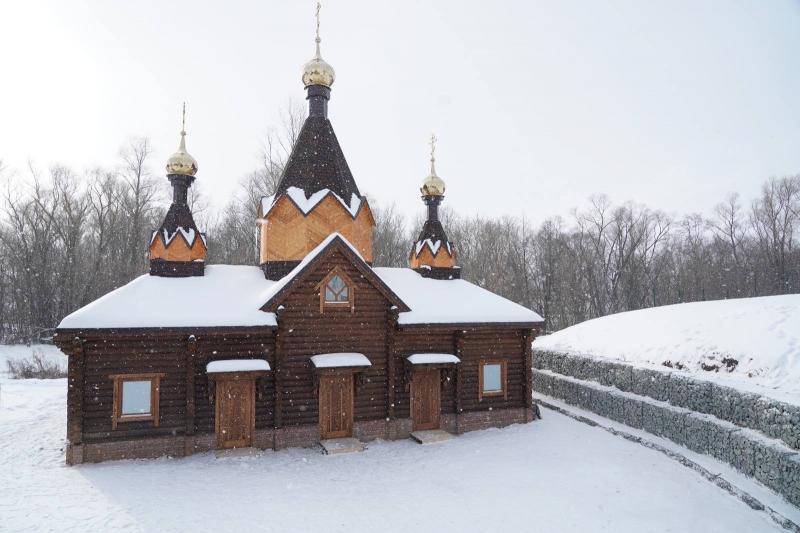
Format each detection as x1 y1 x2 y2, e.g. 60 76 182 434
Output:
319 373 354 439
215 378 255 449
411 369 441 431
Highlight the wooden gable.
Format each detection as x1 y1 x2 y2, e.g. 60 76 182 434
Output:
260 235 409 313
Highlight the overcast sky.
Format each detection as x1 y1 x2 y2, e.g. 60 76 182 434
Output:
1 1 799 223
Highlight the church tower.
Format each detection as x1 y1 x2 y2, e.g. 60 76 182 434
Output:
258 3 375 280
149 105 207 277
408 135 459 279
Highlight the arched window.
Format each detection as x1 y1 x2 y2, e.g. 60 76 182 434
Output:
317 268 355 312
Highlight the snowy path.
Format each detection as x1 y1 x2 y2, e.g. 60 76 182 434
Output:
0 378 788 533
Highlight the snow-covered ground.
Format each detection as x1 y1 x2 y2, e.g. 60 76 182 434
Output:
535 295 800 405
0 344 66 378
0 376 791 532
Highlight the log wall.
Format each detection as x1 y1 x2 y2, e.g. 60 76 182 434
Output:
275 249 390 427
56 329 275 444
55 250 534 457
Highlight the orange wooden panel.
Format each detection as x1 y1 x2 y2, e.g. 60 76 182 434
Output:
260 194 374 264
149 233 207 262
408 244 457 268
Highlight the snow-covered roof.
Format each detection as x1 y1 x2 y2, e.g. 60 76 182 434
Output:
374 268 543 326
58 265 279 329
261 186 362 218
406 353 461 365
310 353 371 368
58 235 542 330
207 359 270 373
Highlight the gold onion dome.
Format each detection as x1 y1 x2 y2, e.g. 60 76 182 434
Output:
302 3 335 88
166 104 198 177
420 135 446 197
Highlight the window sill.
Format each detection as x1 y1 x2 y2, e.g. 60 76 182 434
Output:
114 414 156 425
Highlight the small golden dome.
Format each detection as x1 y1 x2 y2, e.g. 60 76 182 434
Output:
166 131 198 176
302 40 335 88
420 134 445 197
166 105 198 177
420 172 445 197
303 3 335 88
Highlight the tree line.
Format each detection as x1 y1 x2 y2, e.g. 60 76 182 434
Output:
1 120 797 341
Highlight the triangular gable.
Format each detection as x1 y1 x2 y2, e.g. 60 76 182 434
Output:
260 233 410 313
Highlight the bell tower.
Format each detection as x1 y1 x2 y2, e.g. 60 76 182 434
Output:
149 104 207 277
408 135 459 279
258 2 374 280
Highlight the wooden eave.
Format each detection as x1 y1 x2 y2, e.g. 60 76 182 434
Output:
396 321 543 331
260 236 410 313
54 325 276 346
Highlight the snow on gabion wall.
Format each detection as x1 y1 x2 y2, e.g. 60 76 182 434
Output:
533 351 800 507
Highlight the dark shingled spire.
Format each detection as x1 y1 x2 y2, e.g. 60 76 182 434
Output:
273 114 361 203
416 219 450 245
415 196 450 244
274 22 360 205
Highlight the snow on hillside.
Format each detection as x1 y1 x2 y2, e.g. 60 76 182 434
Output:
0 378 791 532
0 344 66 377
535 295 800 404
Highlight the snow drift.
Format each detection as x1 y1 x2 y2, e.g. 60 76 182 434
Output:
534 295 800 403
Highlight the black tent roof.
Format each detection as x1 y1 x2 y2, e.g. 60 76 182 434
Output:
416 219 450 245
273 116 361 202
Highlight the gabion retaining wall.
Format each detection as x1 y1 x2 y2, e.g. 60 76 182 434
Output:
534 350 800 451
533 351 800 508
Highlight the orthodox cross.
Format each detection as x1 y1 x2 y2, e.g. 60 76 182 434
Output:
181 102 186 136
315 2 322 44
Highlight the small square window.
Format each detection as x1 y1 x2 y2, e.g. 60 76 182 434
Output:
479 360 507 399
111 373 164 429
121 380 152 415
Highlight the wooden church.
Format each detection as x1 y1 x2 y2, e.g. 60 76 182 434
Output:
54 11 543 464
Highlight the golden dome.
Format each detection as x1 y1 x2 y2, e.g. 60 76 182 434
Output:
302 40 335 88
166 131 198 176
302 3 335 88
420 171 445 197
166 105 198 177
420 135 445 197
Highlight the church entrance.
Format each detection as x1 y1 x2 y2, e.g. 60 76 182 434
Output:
215 376 256 449
411 369 441 431
318 373 354 439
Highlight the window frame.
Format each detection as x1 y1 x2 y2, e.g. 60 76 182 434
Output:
316 267 355 313
110 373 165 429
478 359 507 400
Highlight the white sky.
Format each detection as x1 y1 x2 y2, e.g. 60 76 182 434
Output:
1 1 799 223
